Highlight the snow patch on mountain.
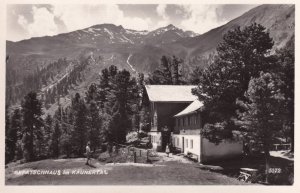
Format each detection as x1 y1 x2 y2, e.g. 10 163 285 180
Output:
125 29 149 35
175 32 183 37
104 28 114 39
87 28 96 33
121 35 134 44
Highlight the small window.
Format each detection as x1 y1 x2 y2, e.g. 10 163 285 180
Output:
190 140 193 149
154 112 157 127
186 139 188 148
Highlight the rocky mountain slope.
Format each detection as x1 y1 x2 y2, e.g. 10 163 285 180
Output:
165 4 295 65
6 4 295 110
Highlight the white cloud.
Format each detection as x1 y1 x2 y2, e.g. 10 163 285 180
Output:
121 17 152 31
52 4 152 32
156 4 167 19
155 4 172 28
14 4 228 40
18 6 58 38
16 5 152 40
179 5 226 34
17 15 28 28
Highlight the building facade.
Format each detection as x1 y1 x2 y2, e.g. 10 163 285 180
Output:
144 85 197 151
144 85 243 163
172 100 243 163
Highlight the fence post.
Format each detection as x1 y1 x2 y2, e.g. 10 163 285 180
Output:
134 151 137 163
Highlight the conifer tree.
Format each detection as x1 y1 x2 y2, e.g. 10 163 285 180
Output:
71 93 88 156
44 114 53 157
237 72 285 183
85 83 98 104
98 68 110 108
275 38 294 152
149 55 185 85
11 108 23 161
192 23 274 142
21 91 43 162
88 101 102 151
105 69 139 143
5 105 12 163
60 107 73 157
51 120 61 158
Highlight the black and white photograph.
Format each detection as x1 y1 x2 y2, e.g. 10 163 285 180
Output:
3 1 296 189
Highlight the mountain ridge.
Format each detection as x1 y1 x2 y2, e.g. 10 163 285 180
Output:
6 4 295 110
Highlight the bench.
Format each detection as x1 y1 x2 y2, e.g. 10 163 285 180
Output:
237 168 258 182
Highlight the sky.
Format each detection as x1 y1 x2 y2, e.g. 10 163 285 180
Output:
7 4 258 41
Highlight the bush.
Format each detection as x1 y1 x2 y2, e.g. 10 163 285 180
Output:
126 132 139 144
138 132 148 139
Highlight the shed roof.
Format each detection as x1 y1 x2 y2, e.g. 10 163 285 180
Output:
145 85 197 102
174 100 203 117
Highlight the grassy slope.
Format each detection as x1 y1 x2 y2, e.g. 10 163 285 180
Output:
5 158 247 185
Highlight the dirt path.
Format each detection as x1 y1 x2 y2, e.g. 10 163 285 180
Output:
126 54 136 72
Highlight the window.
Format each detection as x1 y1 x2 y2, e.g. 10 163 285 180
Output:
190 140 193 149
186 139 188 148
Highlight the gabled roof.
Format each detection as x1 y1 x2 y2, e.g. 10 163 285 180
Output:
145 85 197 102
174 100 204 117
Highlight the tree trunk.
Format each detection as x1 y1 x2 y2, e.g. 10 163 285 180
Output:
264 144 270 184
29 127 35 161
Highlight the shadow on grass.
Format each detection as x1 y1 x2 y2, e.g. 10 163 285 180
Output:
87 163 96 168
